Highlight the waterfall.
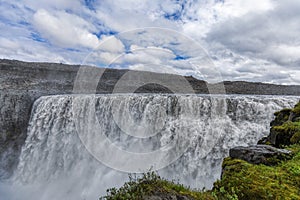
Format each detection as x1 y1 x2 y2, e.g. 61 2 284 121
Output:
0 94 298 200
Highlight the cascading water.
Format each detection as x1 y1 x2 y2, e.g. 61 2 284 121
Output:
0 94 298 200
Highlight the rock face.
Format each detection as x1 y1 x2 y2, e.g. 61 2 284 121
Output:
229 145 292 166
0 60 79 178
259 101 300 147
1 59 300 178
220 81 300 96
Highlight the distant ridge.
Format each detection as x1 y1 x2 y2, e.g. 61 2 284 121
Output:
1 59 300 95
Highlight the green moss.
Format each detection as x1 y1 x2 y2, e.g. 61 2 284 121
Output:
213 144 300 200
294 117 300 122
274 108 292 117
291 131 300 144
271 121 300 147
100 171 215 200
272 108 291 127
292 102 300 115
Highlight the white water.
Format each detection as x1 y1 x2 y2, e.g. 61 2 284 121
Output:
0 94 298 200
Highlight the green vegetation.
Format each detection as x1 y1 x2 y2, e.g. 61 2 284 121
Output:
263 101 300 147
293 102 300 115
272 121 300 146
213 144 300 200
291 130 300 144
100 171 215 200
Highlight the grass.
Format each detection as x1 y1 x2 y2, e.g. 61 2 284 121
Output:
213 144 300 200
100 171 215 200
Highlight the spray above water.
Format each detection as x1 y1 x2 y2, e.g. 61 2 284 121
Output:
2 94 297 200
73 28 227 173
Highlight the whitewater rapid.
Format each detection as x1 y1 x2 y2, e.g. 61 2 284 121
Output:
0 94 298 200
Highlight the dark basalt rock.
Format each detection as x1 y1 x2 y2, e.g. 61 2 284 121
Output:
270 108 292 127
257 136 269 145
269 123 295 147
260 101 300 147
229 145 292 166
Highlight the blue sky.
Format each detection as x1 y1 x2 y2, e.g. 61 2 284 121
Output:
0 0 300 84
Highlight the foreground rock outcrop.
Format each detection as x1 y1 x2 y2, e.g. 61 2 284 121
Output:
218 144 300 200
229 145 292 166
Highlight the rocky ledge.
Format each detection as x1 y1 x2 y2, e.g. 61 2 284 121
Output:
229 145 292 166
260 101 300 147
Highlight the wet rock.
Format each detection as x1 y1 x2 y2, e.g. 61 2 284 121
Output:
260 101 300 147
270 108 292 127
257 136 269 145
269 123 296 147
229 145 292 166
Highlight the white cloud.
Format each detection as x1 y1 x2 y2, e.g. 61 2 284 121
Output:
0 38 20 50
0 0 300 84
98 35 125 53
268 45 300 65
23 0 82 10
96 47 172 66
94 0 181 32
97 52 121 64
214 0 274 18
33 9 100 48
181 0 274 39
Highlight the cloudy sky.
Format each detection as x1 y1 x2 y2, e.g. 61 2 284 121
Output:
0 0 300 84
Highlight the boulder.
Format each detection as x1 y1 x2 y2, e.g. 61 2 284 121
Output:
229 145 292 166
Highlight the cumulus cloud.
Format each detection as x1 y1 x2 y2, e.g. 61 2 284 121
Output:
23 0 82 10
98 35 125 53
93 0 181 32
33 9 100 48
202 0 300 84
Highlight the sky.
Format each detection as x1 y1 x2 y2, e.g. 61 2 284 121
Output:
0 0 300 84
